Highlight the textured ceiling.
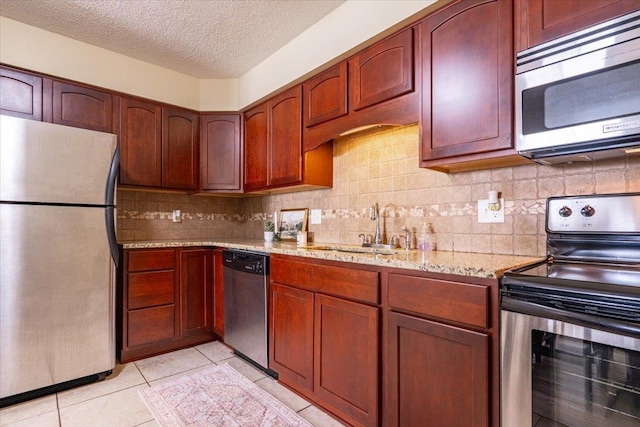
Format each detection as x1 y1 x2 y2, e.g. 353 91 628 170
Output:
0 0 346 78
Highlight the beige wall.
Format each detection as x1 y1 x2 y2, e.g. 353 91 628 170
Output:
117 125 640 257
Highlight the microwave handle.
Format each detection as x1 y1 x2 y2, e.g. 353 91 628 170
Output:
501 297 640 339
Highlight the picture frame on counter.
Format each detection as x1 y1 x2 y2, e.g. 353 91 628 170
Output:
278 208 308 240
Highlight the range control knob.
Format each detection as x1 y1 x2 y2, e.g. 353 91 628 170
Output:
558 206 572 218
581 205 596 217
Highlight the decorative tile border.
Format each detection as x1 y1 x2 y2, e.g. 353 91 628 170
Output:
118 198 547 223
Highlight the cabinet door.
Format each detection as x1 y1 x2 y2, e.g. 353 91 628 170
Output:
387 311 489 427
212 249 224 337
304 62 348 128
269 283 314 392
243 103 269 191
421 0 513 162
349 28 414 111
517 0 640 50
269 85 302 187
162 108 198 190
180 249 212 338
200 114 241 191
119 97 162 187
0 67 43 121
51 81 112 132
314 294 379 427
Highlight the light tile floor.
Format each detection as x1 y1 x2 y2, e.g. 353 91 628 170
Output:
0 341 346 427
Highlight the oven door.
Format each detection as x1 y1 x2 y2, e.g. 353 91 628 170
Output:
501 299 640 427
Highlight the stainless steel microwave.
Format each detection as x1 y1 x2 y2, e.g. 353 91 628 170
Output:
515 9 640 165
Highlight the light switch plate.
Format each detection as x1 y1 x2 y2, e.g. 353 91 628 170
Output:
310 209 322 225
478 199 504 223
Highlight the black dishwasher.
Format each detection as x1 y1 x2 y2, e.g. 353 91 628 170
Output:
223 250 273 375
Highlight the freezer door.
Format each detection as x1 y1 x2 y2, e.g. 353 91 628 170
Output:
0 115 117 205
0 204 115 398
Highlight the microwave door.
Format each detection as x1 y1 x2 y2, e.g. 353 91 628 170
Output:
515 20 640 158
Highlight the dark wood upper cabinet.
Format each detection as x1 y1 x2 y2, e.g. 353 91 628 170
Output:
515 0 640 51
118 97 163 187
302 28 419 152
349 28 414 111
200 114 242 191
118 97 197 191
162 107 198 190
51 81 113 132
0 67 43 121
243 104 269 191
180 248 212 338
243 85 328 193
269 86 302 187
420 0 524 172
303 62 347 128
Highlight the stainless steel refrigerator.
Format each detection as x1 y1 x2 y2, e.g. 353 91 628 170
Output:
0 115 119 406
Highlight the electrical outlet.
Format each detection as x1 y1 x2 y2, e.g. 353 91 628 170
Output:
310 209 322 225
478 199 504 223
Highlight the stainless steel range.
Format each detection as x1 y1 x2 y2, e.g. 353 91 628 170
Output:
501 193 640 427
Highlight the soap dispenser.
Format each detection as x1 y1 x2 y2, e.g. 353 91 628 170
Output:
417 223 436 251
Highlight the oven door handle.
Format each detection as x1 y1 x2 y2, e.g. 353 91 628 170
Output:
502 297 640 338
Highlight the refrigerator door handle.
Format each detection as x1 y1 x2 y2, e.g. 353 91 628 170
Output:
105 148 120 267
105 148 119 206
106 207 119 268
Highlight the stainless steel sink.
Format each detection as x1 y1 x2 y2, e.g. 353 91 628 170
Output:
301 245 398 256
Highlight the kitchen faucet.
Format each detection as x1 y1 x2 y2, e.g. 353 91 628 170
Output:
370 202 382 245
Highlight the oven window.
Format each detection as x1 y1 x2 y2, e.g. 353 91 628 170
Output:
531 331 640 426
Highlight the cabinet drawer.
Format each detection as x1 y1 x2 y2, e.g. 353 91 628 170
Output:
128 271 175 309
388 274 489 328
128 249 175 272
127 305 175 347
271 257 379 304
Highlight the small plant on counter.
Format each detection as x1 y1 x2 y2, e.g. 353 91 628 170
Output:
264 221 275 242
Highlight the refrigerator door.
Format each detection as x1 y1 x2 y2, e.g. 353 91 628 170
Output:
0 115 117 206
0 204 115 398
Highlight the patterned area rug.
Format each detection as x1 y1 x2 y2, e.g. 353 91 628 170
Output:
139 364 313 426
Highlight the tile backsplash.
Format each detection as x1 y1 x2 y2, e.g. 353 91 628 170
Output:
117 124 640 257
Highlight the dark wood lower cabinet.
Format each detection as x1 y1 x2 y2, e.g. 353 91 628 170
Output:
119 248 215 363
269 283 314 392
180 249 212 338
314 294 379 427
387 312 489 427
269 255 380 427
212 249 225 338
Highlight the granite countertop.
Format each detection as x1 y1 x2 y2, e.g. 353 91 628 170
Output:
120 239 542 279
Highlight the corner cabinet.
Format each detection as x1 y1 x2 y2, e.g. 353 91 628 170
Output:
244 85 333 193
515 0 640 51
269 255 380 427
118 96 198 191
420 0 528 173
200 114 242 192
118 248 214 363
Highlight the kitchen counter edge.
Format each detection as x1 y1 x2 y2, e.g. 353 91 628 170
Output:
119 239 542 279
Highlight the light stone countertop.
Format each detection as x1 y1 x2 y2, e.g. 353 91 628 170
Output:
120 239 542 279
